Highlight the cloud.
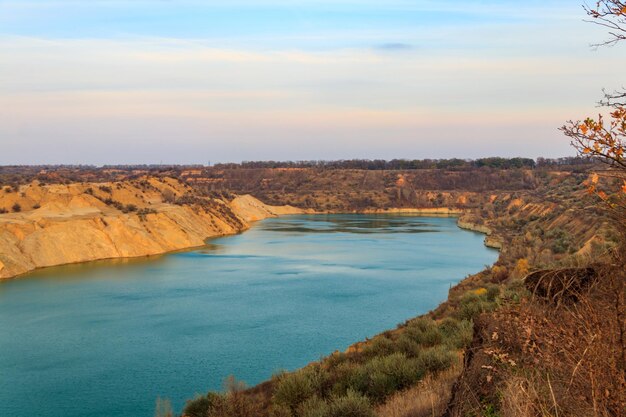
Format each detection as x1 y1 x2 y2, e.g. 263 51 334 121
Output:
374 42 414 52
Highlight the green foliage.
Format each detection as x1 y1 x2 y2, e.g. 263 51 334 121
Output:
438 318 474 349
273 366 327 412
416 346 456 373
347 353 423 402
547 228 571 254
455 293 497 321
403 318 443 347
327 390 376 417
360 335 395 358
183 393 221 417
299 396 330 417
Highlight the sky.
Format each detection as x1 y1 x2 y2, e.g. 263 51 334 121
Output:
0 0 624 165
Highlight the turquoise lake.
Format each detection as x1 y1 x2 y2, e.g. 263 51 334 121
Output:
0 214 498 417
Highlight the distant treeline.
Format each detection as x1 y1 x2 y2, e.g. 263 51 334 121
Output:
213 157 593 171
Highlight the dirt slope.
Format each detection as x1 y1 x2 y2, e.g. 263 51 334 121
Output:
0 178 303 279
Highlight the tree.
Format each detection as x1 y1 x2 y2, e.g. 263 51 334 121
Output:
584 0 626 47
561 1 626 224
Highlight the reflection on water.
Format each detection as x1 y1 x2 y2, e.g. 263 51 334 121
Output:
260 214 442 234
0 215 497 417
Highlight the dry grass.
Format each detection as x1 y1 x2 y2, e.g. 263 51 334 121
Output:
376 361 462 417
445 250 626 417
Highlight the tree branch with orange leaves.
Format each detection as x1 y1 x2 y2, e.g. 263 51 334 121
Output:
584 0 626 47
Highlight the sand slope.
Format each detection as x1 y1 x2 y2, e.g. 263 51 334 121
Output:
0 178 303 279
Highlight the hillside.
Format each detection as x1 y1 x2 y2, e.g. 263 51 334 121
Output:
0 177 303 279
0 164 622 417
171 166 623 417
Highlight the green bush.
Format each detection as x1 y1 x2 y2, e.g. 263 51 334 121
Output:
394 335 422 357
352 353 423 402
438 318 474 349
416 345 456 373
485 285 501 302
273 366 327 412
455 293 495 321
327 390 375 417
361 336 395 358
403 318 443 347
299 396 330 417
183 393 221 417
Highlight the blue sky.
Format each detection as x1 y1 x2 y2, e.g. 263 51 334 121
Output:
1 0 624 164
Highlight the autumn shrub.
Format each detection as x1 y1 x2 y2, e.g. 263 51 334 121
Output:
183 392 221 417
298 396 330 417
12 203 21 213
269 404 293 417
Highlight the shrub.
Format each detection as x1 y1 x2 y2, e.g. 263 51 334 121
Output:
455 293 495 321
269 404 292 417
99 185 112 193
299 396 330 417
32 203 41 210
183 393 221 417
273 366 327 412
122 204 137 213
12 203 21 213
162 189 176 203
393 335 422 357
403 318 443 347
352 353 423 402
485 285 501 302
0 208 7 214
206 377 262 417
416 346 456 373
327 390 375 417
361 336 395 358
438 318 474 349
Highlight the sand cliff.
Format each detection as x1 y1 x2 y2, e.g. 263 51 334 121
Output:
0 178 303 279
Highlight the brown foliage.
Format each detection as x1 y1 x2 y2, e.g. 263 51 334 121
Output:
444 256 626 417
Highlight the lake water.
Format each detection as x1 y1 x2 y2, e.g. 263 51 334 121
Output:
0 214 498 417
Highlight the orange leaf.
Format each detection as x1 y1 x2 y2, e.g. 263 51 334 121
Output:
580 124 589 134
622 181 626 193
